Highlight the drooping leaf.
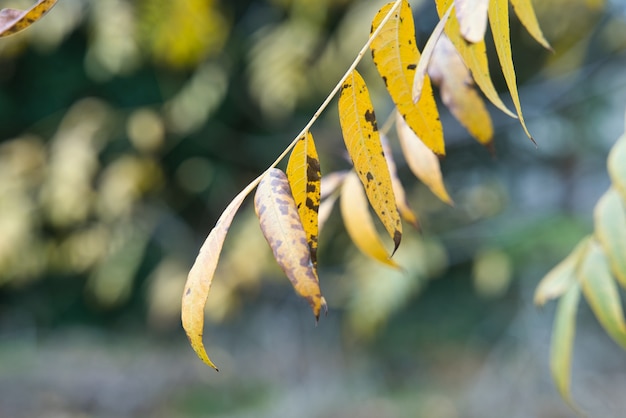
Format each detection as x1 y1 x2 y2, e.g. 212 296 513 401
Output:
318 193 339 235
594 188 626 288
381 134 419 229
286 132 321 267
550 281 581 406
579 239 626 349
454 0 489 43
370 0 445 156
396 112 453 205
435 0 516 118
182 176 262 370
321 170 349 200
254 168 325 319
340 171 400 269
534 238 589 306
510 0 552 50
608 126 626 204
488 0 534 143
0 0 58 37
338 69 402 253
428 34 494 147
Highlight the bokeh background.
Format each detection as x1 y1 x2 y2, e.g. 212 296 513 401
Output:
1 0 626 416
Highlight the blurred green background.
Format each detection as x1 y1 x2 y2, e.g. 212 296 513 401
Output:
1 0 626 416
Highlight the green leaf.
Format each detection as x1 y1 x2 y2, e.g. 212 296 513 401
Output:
608 128 626 204
595 188 626 288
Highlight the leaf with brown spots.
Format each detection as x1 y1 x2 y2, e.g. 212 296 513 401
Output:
341 171 400 269
0 0 57 38
286 132 321 268
181 176 261 370
255 168 326 320
370 0 445 156
338 69 402 254
396 112 452 205
381 134 419 229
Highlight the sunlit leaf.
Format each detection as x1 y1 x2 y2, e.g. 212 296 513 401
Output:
579 239 626 349
254 168 326 320
286 132 321 267
428 34 493 147
341 171 400 269
370 0 445 156
594 188 626 288
435 0 516 118
338 69 402 253
0 0 57 38
454 0 489 43
608 127 626 204
182 176 261 370
534 238 589 306
381 134 419 229
488 0 534 143
550 281 581 406
510 0 552 50
396 113 452 205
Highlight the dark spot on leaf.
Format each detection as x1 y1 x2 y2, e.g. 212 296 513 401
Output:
407 64 416 70
185 288 191 296
306 157 321 181
366 172 374 182
364 109 378 131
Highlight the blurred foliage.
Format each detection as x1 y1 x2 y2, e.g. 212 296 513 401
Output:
0 0 624 348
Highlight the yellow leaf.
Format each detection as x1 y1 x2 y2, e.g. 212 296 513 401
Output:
286 132 321 267
454 0 489 43
488 0 535 143
338 69 402 253
579 239 626 349
550 281 581 407
254 168 326 320
608 126 626 204
370 0 445 156
428 34 494 147
534 238 589 306
181 177 260 370
0 0 57 37
510 0 552 50
340 171 400 269
594 189 626 288
396 112 452 205
381 134 419 229
435 0 516 118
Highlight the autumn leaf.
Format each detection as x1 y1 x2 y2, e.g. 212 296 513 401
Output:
254 168 325 320
428 34 494 147
579 239 626 349
341 171 400 269
338 69 402 253
0 0 57 37
286 132 321 267
318 170 348 234
550 281 581 407
381 134 419 229
594 189 626 288
435 0 516 119
181 177 261 370
396 112 452 205
608 124 626 204
488 0 534 143
454 0 489 43
510 0 552 50
534 238 589 306
370 0 445 156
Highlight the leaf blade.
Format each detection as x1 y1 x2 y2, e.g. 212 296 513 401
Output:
255 168 325 319
608 129 626 204
0 0 58 38
594 188 626 288
454 0 490 43
338 69 402 253
510 0 552 50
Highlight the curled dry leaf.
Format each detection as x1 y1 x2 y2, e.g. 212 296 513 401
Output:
429 34 493 147
380 134 419 229
181 176 262 370
510 0 552 51
594 188 626 288
396 112 452 205
254 168 325 320
341 171 400 269
454 0 489 43
435 0 516 119
0 0 58 37
370 0 445 156
488 0 534 143
286 132 321 267
338 69 402 253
